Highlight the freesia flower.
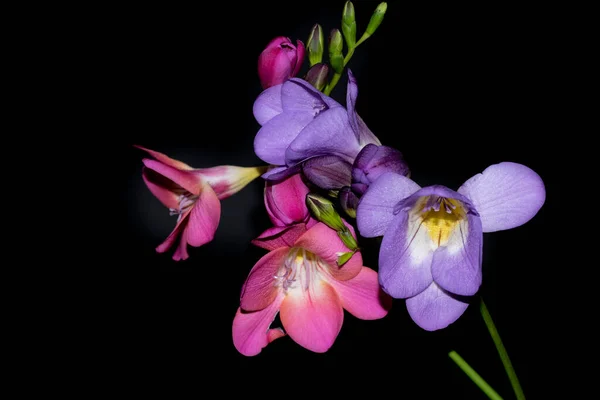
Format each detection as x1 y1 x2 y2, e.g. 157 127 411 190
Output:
233 222 392 356
251 172 317 250
356 162 545 330
258 36 305 89
253 70 380 184
137 146 266 261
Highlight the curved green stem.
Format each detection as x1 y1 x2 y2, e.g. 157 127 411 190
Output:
480 298 526 400
448 351 503 400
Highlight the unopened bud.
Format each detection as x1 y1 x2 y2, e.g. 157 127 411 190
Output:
342 1 356 49
307 24 324 66
304 63 330 91
306 193 346 231
365 2 387 37
328 29 344 73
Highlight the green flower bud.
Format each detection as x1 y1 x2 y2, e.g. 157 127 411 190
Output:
307 24 324 66
365 2 387 37
337 250 355 267
342 1 356 49
304 63 330 91
337 229 359 251
328 29 344 74
306 193 346 231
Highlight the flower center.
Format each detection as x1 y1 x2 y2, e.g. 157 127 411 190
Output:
419 196 466 246
169 192 199 222
274 247 320 292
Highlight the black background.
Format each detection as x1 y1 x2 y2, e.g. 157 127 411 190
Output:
112 1 564 397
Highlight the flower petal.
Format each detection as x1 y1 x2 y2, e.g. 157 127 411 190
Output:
378 210 434 298
406 283 470 331
261 164 301 181
253 84 283 125
345 70 381 146
254 111 315 165
302 155 352 190
172 227 190 261
156 209 191 255
431 214 483 296
279 280 343 353
265 173 310 226
356 172 421 238
185 184 221 247
285 107 362 165
251 225 308 251
142 159 203 195
134 145 193 170
457 162 546 232
282 78 340 112
240 247 288 312
294 222 362 281
196 166 265 200
327 267 391 320
142 167 179 210
352 144 410 194
232 293 286 356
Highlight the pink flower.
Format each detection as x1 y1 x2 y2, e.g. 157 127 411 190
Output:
258 36 305 89
137 146 266 261
233 222 392 356
251 172 317 250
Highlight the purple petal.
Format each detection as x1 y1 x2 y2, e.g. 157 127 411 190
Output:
458 162 546 232
356 172 420 238
352 144 410 194
286 107 363 165
253 84 283 125
345 70 381 146
261 164 301 181
406 283 470 331
431 213 483 296
254 111 315 165
302 155 352 190
378 208 434 298
283 78 341 112
339 187 359 218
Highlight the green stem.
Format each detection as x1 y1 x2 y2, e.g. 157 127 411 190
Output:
480 298 526 400
323 46 356 96
448 351 504 400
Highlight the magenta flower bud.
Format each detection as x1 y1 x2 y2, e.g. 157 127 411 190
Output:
258 36 306 89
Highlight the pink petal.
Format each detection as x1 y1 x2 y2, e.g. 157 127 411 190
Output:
328 267 392 320
141 167 180 210
142 159 203 195
134 145 193 170
232 293 286 357
264 173 310 226
197 166 266 200
185 184 221 247
251 224 308 251
156 209 191 255
172 226 190 261
294 222 363 281
240 247 288 312
279 280 343 353
292 40 305 77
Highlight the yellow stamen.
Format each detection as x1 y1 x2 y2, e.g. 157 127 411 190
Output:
421 198 466 246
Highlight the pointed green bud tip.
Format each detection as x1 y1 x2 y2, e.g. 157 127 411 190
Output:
306 193 346 231
304 63 330 91
307 24 324 66
365 2 387 36
337 228 359 251
336 251 355 267
329 29 343 54
342 2 356 48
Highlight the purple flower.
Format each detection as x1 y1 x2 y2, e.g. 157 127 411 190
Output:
351 143 410 195
356 162 545 331
253 70 380 184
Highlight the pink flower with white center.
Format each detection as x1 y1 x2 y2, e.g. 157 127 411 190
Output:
137 146 266 261
233 222 392 356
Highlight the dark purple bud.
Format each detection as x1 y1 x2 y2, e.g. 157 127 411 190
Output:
302 155 352 190
351 144 409 195
339 186 359 218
